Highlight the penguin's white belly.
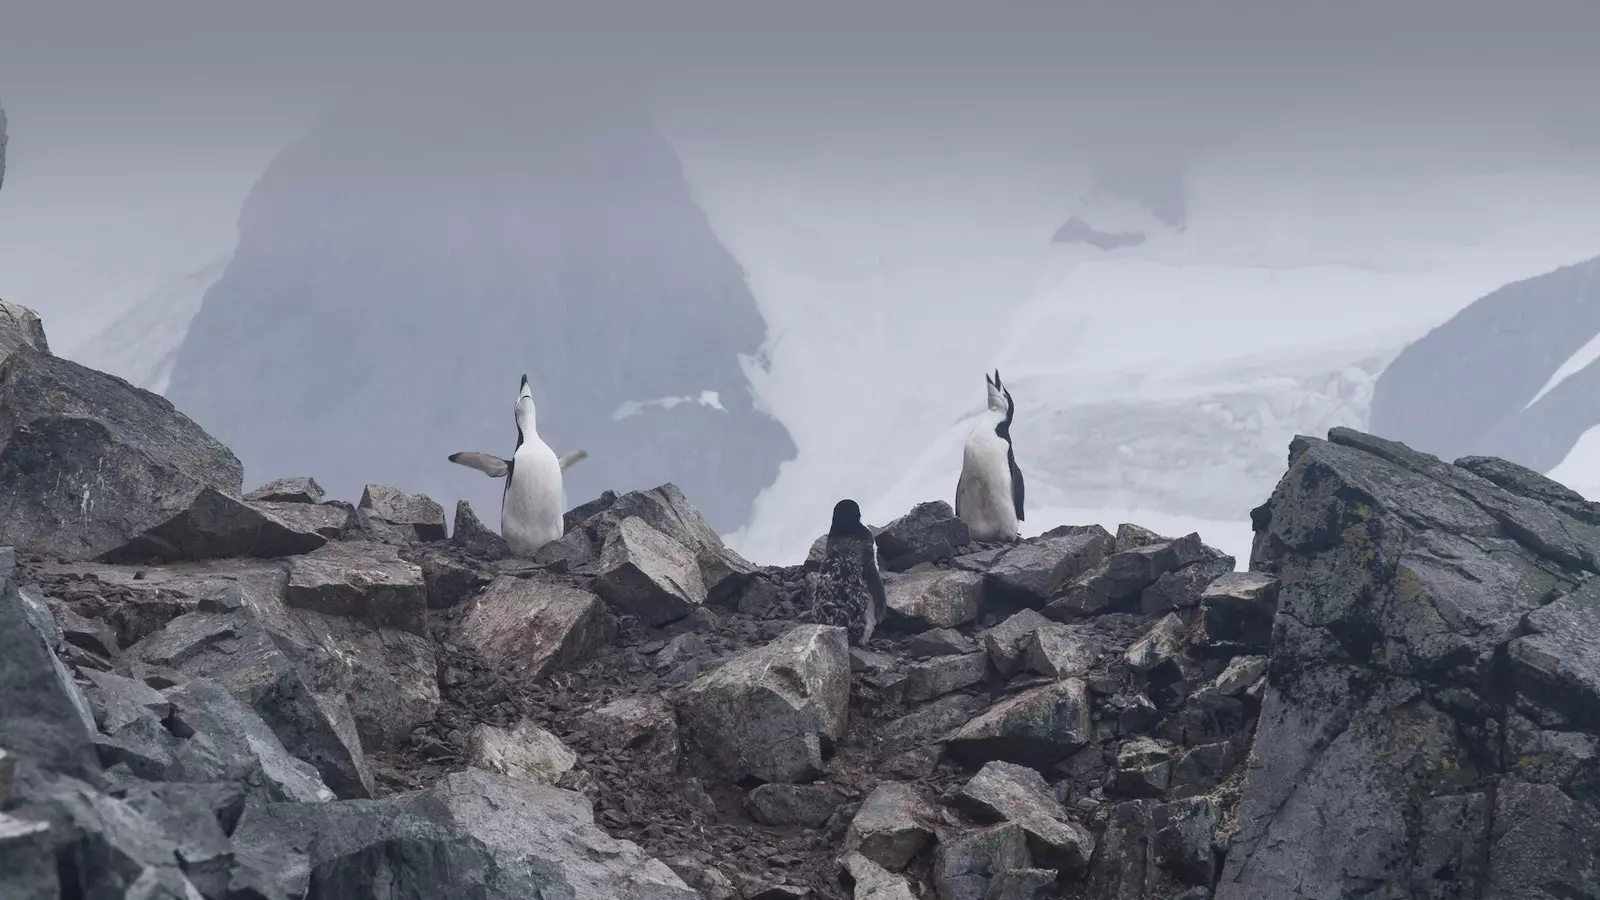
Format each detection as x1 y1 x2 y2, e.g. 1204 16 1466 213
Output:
502 440 565 556
957 430 1018 542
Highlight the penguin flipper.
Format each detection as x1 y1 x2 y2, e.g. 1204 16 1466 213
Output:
448 451 510 478
1009 446 1025 522
954 467 967 519
557 449 588 471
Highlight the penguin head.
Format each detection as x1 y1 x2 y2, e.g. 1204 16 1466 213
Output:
985 369 1012 414
829 498 865 537
514 373 538 437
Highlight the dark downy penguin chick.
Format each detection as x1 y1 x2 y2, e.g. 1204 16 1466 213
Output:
807 498 887 646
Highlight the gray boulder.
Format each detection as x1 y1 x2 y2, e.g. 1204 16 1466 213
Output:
981 609 1053 677
899 652 989 703
0 346 244 560
456 573 617 682
163 678 335 803
842 781 937 871
229 767 699 899
570 483 758 602
463 719 577 785
874 501 970 571
746 783 845 828
284 541 427 634
984 526 1110 605
883 568 984 630
355 484 446 543
678 624 850 783
955 761 1095 871
593 515 708 625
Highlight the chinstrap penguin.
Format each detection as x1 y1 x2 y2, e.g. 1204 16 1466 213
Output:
448 374 586 557
955 369 1025 542
806 498 887 646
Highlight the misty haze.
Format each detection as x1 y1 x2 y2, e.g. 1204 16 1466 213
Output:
4 3 1600 899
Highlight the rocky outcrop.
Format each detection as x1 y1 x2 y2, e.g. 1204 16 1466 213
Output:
1219 426 1600 900
1370 253 1600 472
6 301 1600 900
164 78 794 535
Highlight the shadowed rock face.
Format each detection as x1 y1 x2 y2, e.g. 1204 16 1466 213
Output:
1369 254 1600 472
165 80 794 533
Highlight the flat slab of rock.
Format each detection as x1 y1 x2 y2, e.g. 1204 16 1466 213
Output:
956 761 1096 871
285 542 428 634
1045 533 1212 619
592 515 708 625
1509 578 1600 720
0 348 244 560
984 527 1110 604
356 484 447 542
97 489 344 563
884 568 983 630
906 627 977 657
230 768 699 900
457 573 618 682
465 719 577 785
946 679 1092 768
679 624 851 783
244 476 326 504
843 781 937 871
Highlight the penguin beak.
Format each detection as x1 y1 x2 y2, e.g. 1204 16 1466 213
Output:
520 374 529 389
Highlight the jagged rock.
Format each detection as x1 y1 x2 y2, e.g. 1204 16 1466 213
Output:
1114 523 1168 551
0 811 57 900
284 541 427 633
576 694 680 775
1508 576 1600 721
451 499 509 558
747 783 845 827
933 822 1034 900
982 609 1053 677
906 627 977 657
1218 427 1600 900
592 516 707 625
163 678 335 802
669 857 739 900
883 568 983 630
95 488 341 563
229 768 698 899
128 609 372 798
900 652 989 703
984 527 1110 605
0 553 101 781
356 483 447 542
1195 571 1279 654
1113 738 1174 798
1125 613 1187 672
44 596 121 662
0 299 49 364
571 484 757 601
464 719 577 785
946 679 1092 768
0 347 244 560
874 501 971 571
244 477 326 504
457 573 618 682
983 868 1058 900
4 770 204 899
121 782 242 898
1044 533 1210 619
1021 624 1098 679
841 851 918 900
679 625 850 783
1139 553 1237 617
82 669 171 734
1090 797 1219 899
843 781 936 871
956 761 1095 872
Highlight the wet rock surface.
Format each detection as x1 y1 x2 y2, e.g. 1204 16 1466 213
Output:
3 315 1598 900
